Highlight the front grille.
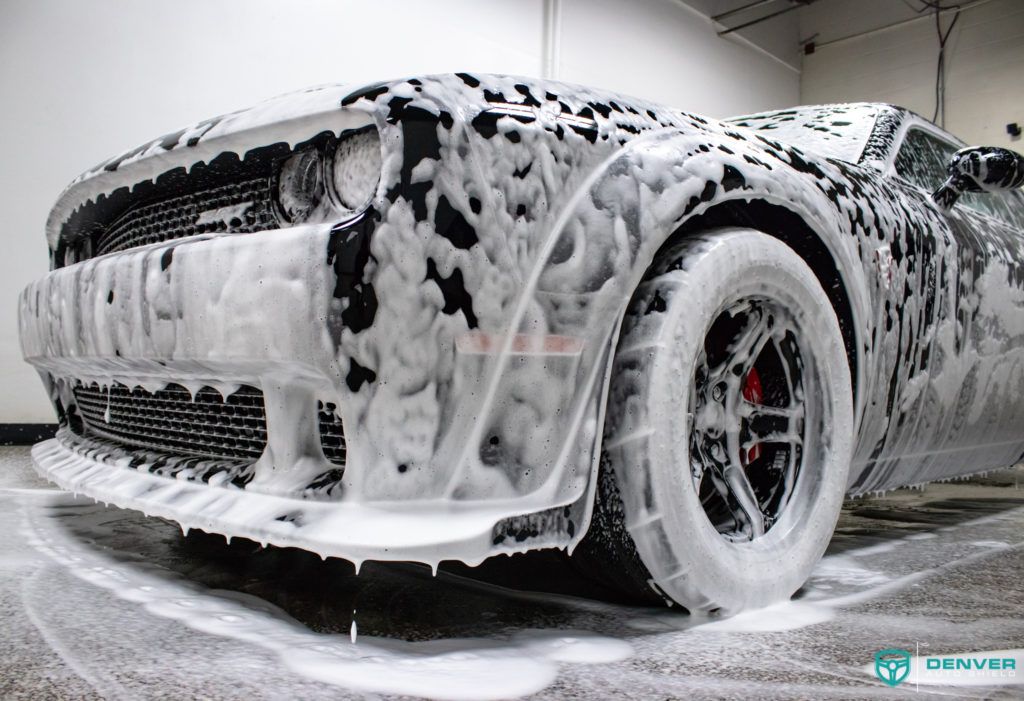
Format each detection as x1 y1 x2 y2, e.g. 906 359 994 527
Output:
56 146 292 267
55 129 357 266
95 176 276 256
71 381 347 466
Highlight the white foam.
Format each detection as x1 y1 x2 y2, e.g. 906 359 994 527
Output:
690 601 835 633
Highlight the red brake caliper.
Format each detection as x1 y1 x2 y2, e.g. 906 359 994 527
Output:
741 367 763 465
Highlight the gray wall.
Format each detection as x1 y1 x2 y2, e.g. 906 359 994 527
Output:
800 0 1024 148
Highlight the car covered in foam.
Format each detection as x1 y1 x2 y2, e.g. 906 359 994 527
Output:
18 73 1024 612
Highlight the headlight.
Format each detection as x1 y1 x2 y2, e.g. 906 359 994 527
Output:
277 147 325 223
329 128 381 213
275 127 381 225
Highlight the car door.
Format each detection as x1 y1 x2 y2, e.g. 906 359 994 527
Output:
887 122 1024 482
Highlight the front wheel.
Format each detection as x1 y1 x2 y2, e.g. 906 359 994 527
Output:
576 228 853 614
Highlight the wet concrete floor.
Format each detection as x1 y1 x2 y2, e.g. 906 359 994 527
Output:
2 446 1022 699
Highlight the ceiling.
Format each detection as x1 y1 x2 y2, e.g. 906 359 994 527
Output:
676 0 965 71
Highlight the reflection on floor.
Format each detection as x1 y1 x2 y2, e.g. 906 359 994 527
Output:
2 446 1022 700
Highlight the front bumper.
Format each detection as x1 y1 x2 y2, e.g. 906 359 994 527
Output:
32 434 553 568
19 224 612 564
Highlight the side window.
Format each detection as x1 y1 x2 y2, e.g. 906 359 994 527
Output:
894 128 955 191
894 127 1024 230
998 188 1024 231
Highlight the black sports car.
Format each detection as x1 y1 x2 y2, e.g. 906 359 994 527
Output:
19 73 1024 613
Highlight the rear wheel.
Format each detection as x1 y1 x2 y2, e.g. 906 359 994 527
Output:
575 228 853 613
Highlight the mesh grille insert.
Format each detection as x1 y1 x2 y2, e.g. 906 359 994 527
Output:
74 382 268 460
56 136 338 266
318 402 347 466
72 382 347 466
95 176 276 256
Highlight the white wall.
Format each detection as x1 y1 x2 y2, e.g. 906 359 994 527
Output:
800 0 1024 149
0 0 798 423
559 0 799 119
680 0 803 71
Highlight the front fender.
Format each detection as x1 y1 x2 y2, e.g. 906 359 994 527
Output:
459 127 875 548
325 77 877 555
527 126 871 414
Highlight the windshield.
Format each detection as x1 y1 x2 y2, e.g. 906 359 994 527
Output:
727 104 879 163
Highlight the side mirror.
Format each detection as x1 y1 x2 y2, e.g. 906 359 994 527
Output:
933 146 1024 210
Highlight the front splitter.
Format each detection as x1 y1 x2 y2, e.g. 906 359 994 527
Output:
31 436 569 570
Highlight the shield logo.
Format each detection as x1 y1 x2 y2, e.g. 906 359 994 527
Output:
874 649 912 687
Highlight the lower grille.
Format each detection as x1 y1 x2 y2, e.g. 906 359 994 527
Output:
74 382 269 460
318 401 348 465
72 382 346 465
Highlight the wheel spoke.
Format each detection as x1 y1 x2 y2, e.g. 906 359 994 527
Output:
742 401 803 448
704 306 768 386
724 421 766 539
690 441 713 484
738 399 803 423
782 440 800 507
726 308 772 374
698 451 763 540
722 461 766 539
742 431 801 453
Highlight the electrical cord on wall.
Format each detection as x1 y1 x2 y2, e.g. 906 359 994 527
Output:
901 0 962 127
932 4 961 127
